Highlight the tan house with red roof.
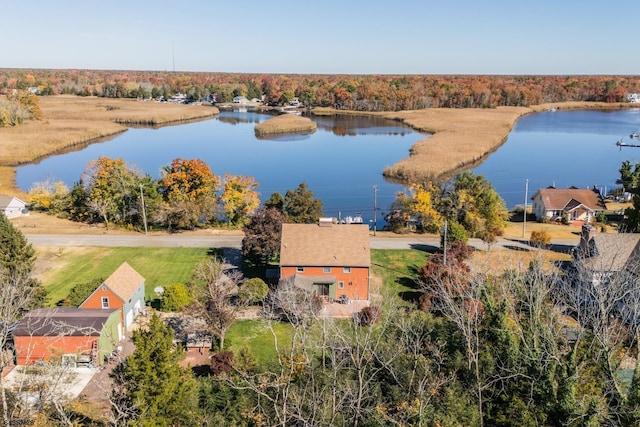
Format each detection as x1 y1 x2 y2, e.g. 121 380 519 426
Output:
531 187 606 223
80 262 145 334
280 221 371 302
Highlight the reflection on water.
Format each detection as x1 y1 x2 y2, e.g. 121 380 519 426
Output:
473 109 640 208
17 110 422 224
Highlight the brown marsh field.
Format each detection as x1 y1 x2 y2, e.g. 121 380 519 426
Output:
0 96 631 202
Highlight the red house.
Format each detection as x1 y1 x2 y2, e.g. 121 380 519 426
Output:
80 262 146 333
12 308 121 366
279 221 371 302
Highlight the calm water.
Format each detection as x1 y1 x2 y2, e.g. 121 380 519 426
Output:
472 109 640 208
16 111 423 224
17 108 640 219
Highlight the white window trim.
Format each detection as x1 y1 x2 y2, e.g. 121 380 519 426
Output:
343 267 351 273
101 297 110 309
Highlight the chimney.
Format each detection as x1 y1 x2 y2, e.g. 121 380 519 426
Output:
577 224 596 257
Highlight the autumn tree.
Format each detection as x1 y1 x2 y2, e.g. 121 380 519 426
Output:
220 174 260 227
157 158 220 229
110 315 200 426
282 182 323 224
435 172 508 246
241 207 285 266
82 156 145 228
28 180 69 213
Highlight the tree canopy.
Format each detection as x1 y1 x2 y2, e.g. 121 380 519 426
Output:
282 182 324 224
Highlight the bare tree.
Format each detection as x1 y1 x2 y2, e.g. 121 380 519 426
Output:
191 257 244 351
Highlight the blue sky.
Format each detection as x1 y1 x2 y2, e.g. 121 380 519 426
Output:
3 1 638 74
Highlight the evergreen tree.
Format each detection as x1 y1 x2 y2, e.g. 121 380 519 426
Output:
282 182 323 224
110 315 200 426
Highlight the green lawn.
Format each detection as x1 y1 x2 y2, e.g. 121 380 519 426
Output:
40 247 214 306
371 248 428 303
226 320 294 367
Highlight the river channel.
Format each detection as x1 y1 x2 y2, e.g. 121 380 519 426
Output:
16 111 423 225
16 108 640 224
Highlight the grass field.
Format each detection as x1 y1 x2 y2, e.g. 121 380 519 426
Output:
37 246 214 306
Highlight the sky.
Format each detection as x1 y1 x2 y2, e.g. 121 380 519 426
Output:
3 1 639 75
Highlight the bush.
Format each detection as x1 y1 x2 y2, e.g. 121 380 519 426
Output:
238 277 269 305
160 282 193 312
210 351 234 376
530 230 551 248
595 212 608 224
354 306 381 326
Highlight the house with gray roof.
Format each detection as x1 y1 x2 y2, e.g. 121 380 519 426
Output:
0 196 28 219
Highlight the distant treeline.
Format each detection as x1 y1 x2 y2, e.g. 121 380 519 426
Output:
1 68 639 111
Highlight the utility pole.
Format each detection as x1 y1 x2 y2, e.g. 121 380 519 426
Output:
443 218 448 266
373 185 378 236
140 184 148 235
522 179 528 238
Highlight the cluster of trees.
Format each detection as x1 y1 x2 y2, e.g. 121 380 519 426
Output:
29 157 263 230
0 213 47 425
2 69 639 111
385 171 509 246
89 245 640 426
30 156 330 234
0 89 43 127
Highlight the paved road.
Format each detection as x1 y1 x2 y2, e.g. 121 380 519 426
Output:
24 233 580 251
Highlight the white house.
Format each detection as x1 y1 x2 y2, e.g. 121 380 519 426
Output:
232 96 248 104
628 93 640 103
0 196 28 219
531 187 606 223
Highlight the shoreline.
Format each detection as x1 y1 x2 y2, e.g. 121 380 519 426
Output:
0 96 219 196
0 97 634 198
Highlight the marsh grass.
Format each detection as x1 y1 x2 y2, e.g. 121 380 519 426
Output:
0 96 218 193
254 114 317 136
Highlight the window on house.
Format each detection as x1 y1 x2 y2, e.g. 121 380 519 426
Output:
101 297 109 309
102 285 107 291
343 267 351 273
323 267 331 273
296 266 304 272
338 281 344 289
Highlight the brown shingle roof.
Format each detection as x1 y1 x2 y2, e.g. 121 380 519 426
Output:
104 262 145 301
534 188 606 211
280 223 370 267
12 308 118 336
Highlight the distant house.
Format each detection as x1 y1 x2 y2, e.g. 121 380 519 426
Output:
628 93 640 103
12 308 121 366
0 196 28 219
232 96 248 104
279 220 371 302
80 262 145 333
169 93 187 103
531 186 606 223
